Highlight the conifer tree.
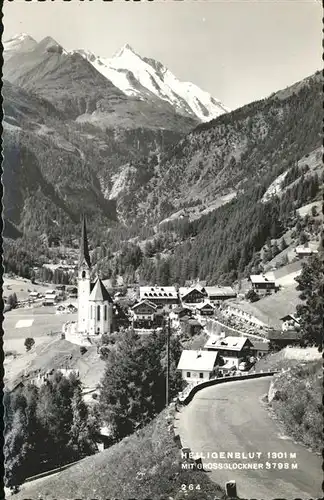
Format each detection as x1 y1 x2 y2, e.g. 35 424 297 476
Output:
4 409 29 491
295 255 324 351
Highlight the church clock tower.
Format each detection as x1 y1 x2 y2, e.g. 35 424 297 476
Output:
77 215 91 334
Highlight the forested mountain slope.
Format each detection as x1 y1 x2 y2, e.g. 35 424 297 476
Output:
3 67 322 285
137 72 322 222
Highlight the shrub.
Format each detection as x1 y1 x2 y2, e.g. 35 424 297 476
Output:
24 338 35 352
245 289 260 303
7 293 18 309
270 361 322 451
80 346 87 355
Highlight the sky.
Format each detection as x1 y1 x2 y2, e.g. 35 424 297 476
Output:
3 0 322 110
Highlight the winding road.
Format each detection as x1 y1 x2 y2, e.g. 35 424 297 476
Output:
175 378 322 499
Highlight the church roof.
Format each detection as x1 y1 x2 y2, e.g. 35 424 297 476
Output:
89 277 113 303
79 214 91 268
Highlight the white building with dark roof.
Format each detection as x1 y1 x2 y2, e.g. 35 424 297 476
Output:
177 349 218 382
179 286 207 305
295 246 318 258
279 314 300 332
204 335 254 369
205 286 237 301
249 275 277 291
139 286 178 307
77 216 113 336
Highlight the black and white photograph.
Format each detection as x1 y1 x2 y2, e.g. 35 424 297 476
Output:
2 0 323 499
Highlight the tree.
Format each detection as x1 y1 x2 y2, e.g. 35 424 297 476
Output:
99 328 182 441
280 237 288 252
299 231 309 245
295 255 324 351
4 409 29 491
68 384 98 459
7 293 18 309
245 289 260 303
24 337 35 352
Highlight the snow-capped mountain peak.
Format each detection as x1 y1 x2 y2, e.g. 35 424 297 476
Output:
75 44 229 122
113 43 138 58
4 33 38 59
5 32 229 122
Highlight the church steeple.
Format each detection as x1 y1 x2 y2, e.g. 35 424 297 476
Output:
79 214 91 268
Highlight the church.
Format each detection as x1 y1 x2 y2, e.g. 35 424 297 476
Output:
77 216 113 336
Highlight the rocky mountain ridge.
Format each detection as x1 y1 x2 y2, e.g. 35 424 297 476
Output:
72 43 229 122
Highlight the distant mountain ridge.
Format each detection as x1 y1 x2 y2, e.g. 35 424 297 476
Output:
2 31 322 257
4 33 229 123
72 43 229 122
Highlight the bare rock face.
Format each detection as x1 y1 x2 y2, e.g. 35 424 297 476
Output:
268 378 282 403
46 44 63 55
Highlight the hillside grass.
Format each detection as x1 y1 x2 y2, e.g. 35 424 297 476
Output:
5 338 106 391
14 406 226 500
254 346 322 372
269 360 322 453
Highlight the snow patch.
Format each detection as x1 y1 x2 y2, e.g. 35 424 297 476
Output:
72 45 229 122
262 171 288 203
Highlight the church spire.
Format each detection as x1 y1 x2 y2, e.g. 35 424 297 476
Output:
79 214 91 268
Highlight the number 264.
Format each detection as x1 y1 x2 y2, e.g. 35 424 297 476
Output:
181 484 201 491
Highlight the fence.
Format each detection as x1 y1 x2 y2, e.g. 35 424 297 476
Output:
178 370 277 405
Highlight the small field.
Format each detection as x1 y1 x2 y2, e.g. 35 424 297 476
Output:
3 275 53 302
4 338 106 392
13 406 226 500
4 303 77 355
234 282 301 330
254 346 322 372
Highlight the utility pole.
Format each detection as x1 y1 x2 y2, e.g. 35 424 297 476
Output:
166 315 171 407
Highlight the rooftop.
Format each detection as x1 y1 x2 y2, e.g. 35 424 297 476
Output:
204 335 252 351
179 286 206 298
132 300 157 311
140 286 178 299
295 246 318 254
267 330 303 341
205 286 236 297
250 340 270 351
177 350 218 372
89 277 113 303
196 301 215 310
280 314 299 322
249 275 276 284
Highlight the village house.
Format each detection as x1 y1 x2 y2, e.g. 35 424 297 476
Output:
295 246 318 258
280 314 300 332
205 286 237 302
180 316 203 337
267 329 303 350
250 340 270 358
177 349 218 382
249 275 277 293
169 306 192 328
195 301 215 316
43 289 58 306
204 333 226 350
204 335 254 369
222 304 266 328
179 286 207 305
139 286 178 308
68 286 78 298
131 300 158 328
55 284 66 296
